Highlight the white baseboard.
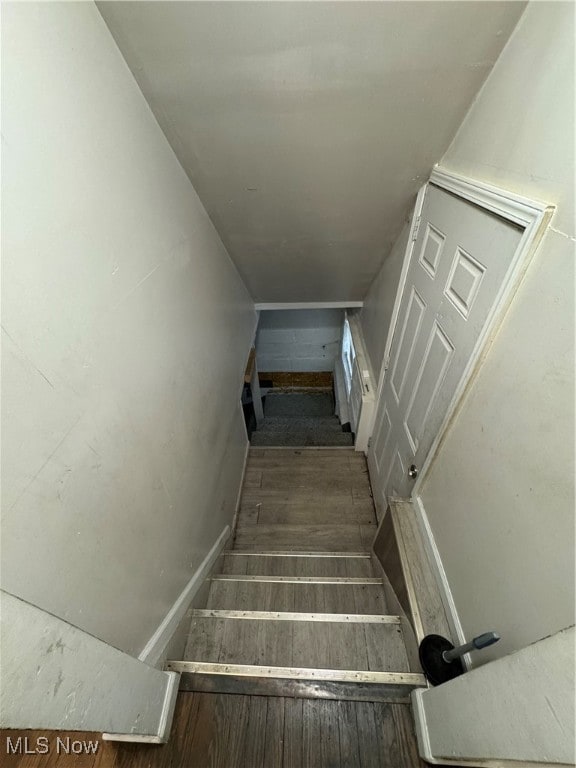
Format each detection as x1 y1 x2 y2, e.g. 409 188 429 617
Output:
137 526 230 668
102 670 180 744
231 440 250 535
156 671 180 742
412 495 471 668
235 440 250 515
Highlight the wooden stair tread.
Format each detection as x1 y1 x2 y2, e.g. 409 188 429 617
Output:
233 523 376 552
220 553 376 577
207 579 389 614
183 615 410 672
166 452 425 705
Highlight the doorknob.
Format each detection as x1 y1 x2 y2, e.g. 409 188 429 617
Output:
408 464 418 479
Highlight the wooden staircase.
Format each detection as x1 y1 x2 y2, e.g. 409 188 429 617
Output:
167 449 426 704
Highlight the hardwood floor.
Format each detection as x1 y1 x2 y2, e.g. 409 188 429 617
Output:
183 616 409 670
206 579 389 614
234 448 377 551
1 693 425 767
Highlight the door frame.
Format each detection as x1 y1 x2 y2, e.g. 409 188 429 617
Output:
369 165 554 498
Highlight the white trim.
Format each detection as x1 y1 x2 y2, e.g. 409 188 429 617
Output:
231 440 250 534
346 313 376 453
137 526 230 667
236 441 250 511
429 166 549 228
412 495 471 669
255 301 363 310
102 671 180 744
156 671 180 743
412 689 436 764
102 734 165 744
347 314 376 391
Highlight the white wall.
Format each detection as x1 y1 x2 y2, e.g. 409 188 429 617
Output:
1 591 177 737
1 3 255 657
413 626 575 766
418 2 575 662
358 221 411 380
255 309 343 372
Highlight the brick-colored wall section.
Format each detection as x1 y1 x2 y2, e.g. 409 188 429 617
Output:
259 371 334 388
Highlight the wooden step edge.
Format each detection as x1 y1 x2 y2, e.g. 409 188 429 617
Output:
224 551 372 558
191 609 401 624
167 661 424 685
210 575 383 584
166 662 426 703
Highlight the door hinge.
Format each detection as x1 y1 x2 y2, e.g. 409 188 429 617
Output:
367 437 372 449
411 215 421 242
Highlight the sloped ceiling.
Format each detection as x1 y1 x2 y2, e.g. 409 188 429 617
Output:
98 2 525 303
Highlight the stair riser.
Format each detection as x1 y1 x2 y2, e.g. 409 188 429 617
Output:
264 394 335 419
251 434 354 447
258 421 344 432
219 553 375 577
207 581 389 614
177 672 420 703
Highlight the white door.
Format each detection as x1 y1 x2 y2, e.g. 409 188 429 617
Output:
368 184 523 504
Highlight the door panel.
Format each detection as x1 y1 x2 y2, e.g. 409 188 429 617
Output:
368 184 523 502
387 447 405 499
403 322 454 454
444 247 486 319
419 223 445 278
390 287 426 404
373 405 392 472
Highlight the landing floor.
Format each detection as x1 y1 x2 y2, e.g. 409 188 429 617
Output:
235 448 377 549
1 693 425 767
